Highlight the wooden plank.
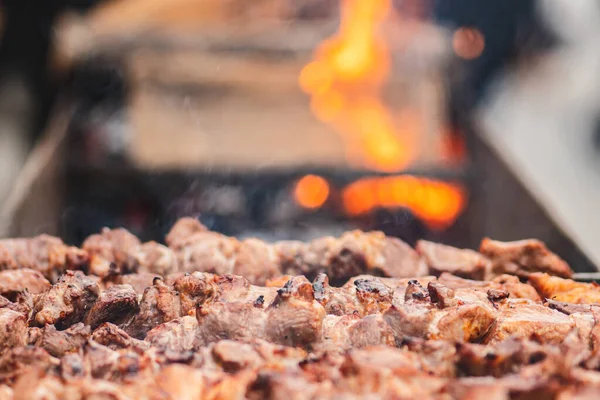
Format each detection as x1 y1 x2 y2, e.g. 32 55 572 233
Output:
0 107 68 237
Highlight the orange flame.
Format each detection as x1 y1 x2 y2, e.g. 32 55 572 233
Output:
294 175 331 209
342 176 466 230
298 0 467 227
299 0 413 171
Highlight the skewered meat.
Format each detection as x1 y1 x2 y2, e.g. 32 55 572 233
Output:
1 220 599 398
166 217 427 285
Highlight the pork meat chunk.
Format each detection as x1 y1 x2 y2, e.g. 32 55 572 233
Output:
91 323 148 351
0 308 27 352
84 284 139 329
484 300 575 344
0 269 50 297
480 238 573 278
417 240 490 280
38 323 90 357
34 270 99 328
124 278 181 339
529 273 600 304
384 281 496 343
265 276 326 348
322 230 428 285
0 235 88 282
145 316 200 353
83 227 141 277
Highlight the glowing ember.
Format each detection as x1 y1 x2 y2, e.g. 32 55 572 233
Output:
342 176 466 230
299 0 414 172
452 27 485 60
295 175 331 209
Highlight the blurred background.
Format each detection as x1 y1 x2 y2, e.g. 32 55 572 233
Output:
0 0 598 271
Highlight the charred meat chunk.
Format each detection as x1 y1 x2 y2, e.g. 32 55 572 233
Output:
33 270 99 328
84 284 139 329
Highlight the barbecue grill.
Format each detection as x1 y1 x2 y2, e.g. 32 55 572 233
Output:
4 3 600 398
0 0 594 274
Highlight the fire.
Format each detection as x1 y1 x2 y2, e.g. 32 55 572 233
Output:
342 176 466 230
294 175 330 210
299 0 413 171
298 0 467 228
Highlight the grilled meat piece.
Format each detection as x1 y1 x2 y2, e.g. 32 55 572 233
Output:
456 337 548 377
60 353 86 381
136 241 179 276
125 277 181 339
145 316 200 353
483 300 575 344
318 230 428 285
0 269 50 297
384 280 497 342
196 277 327 348
91 323 148 351
265 276 325 348
166 218 279 285
417 240 491 280
114 271 161 295
37 323 90 357
311 273 394 317
529 272 600 304
480 238 573 278
0 309 27 352
166 217 427 286
155 364 206 399
0 347 58 385
83 227 142 277
0 235 87 282
437 272 541 301
0 293 34 318
84 284 139 329
173 272 278 318
33 270 99 328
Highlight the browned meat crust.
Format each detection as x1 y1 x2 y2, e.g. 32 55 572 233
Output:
417 240 490 280
0 235 87 282
33 270 99 329
1 221 598 399
480 238 573 278
0 269 50 297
